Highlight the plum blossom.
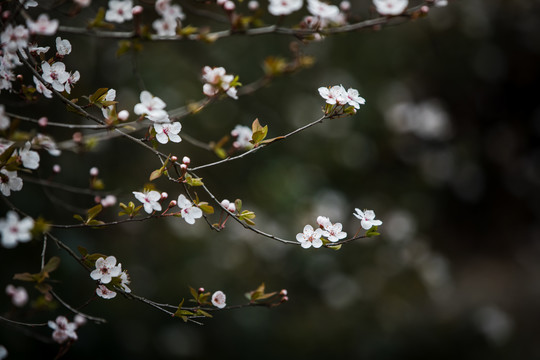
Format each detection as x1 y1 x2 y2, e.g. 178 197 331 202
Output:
0 170 23 196
153 18 177 36
231 125 253 149
41 62 70 92
64 71 80 94
319 85 347 105
296 224 324 249
119 271 131 292
48 316 78 343
307 0 343 26
33 76 53 98
268 0 303 16
101 88 117 119
318 217 347 242
373 0 408 16
32 134 61 156
55 37 72 56
90 256 122 284
211 290 227 309
133 190 162 214
154 122 182 144
1 24 29 53
18 141 40 170
177 194 203 224
26 14 59 35
29 43 50 55
344 88 365 109
5 284 29 307
96 285 117 299
353 208 383 230
100 195 117 207
153 0 185 35
134 90 169 122
105 1 134 23
202 66 238 99
0 105 10 130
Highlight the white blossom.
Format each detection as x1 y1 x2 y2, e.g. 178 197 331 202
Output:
154 122 182 144
134 90 169 122
41 62 69 92
152 17 178 36
1 24 29 53
133 190 162 214
64 71 80 94
177 194 203 224
318 85 347 105
18 141 40 170
231 125 253 149
268 0 303 16
96 285 117 299
105 1 134 23
319 218 347 242
48 316 78 343
33 76 53 98
0 170 23 196
119 271 131 293
202 66 238 99
26 14 59 35
353 208 383 230
90 256 122 284
211 290 227 309
32 134 61 156
5 284 29 307
55 37 72 56
373 0 408 16
296 224 324 249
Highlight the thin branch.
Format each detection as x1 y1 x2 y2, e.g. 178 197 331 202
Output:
50 290 107 324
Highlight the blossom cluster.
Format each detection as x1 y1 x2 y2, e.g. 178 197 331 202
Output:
153 0 186 36
231 125 253 150
132 191 203 224
318 85 365 115
90 256 131 299
296 209 382 249
202 66 239 100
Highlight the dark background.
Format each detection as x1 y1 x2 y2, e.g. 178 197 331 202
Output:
2 0 540 358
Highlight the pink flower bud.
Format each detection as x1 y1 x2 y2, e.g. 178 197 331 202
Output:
227 203 236 213
171 155 178 162
339 0 350 11
180 164 187 172
53 164 61 173
217 0 227 5
161 192 168 200
198 287 205 293
118 110 129 121
89 167 99 177
74 314 87 326
94 195 101 203
38 116 48 127
132 5 143 15
281 296 289 303
72 131 83 143
220 199 230 208
2 11 11 20
420 5 429 13
248 0 259 11
182 156 190 165
169 200 177 207
280 289 288 296
101 195 117 207
224 0 235 11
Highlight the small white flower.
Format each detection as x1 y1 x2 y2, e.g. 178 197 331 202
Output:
134 90 169 122
202 66 238 100
29 43 50 55
319 219 347 242
100 195 117 207
32 134 61 156
154 122 182 144
177 194 203 224
48 316 78 343
268 0 303 16
0 170 23 197
5 284 29 307
211 290 227 309
231 125 253 149
119 271 131 293
296 224 324 249
133 190 162 214
353 208 383 230
307 0 340 21
318 85 347 105
105 0 134 23
55 37 72 56
18 141 40 170
64 71 80 94
345 88 365 109
26 14 59 35
96 285 117 299
1 24 29 53
41 62 69 92
152 17 178 36
373 0 408 16
90 256 122 284
101 88 116 119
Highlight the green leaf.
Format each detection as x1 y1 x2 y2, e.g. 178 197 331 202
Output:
87 204 103 222
13 272 36 282
366 226 380 237
42 256 60 274
250 119 268 145
73 214 84 223
185 174 204 187
327 244 342 250
196 309 213 318
77 246 89 257
89 88 109 104
198 202 214 214
149 168 163 181
189 286 199 301
234 199 242 212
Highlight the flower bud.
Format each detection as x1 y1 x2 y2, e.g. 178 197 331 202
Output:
180 164 187 172
53 164 61 173
420 5 429 14
161 192 168 200
169 200 177 207
280 289 288 296
118 110 129 121
38 116 48 127
74 314 87 326
101 195 117 207
171 155 178 162
132 5 143 15
224 0 235 11
248 0 259 10
198 287 205 293
89 167 99 177
72 131 83 143
281 296 289 303
339 0 350 11
227 203 236 213
221 199 230 208
217 0 227 5
182 156 190 165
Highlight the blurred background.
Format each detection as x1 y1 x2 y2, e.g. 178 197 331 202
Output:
2 0 540 358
